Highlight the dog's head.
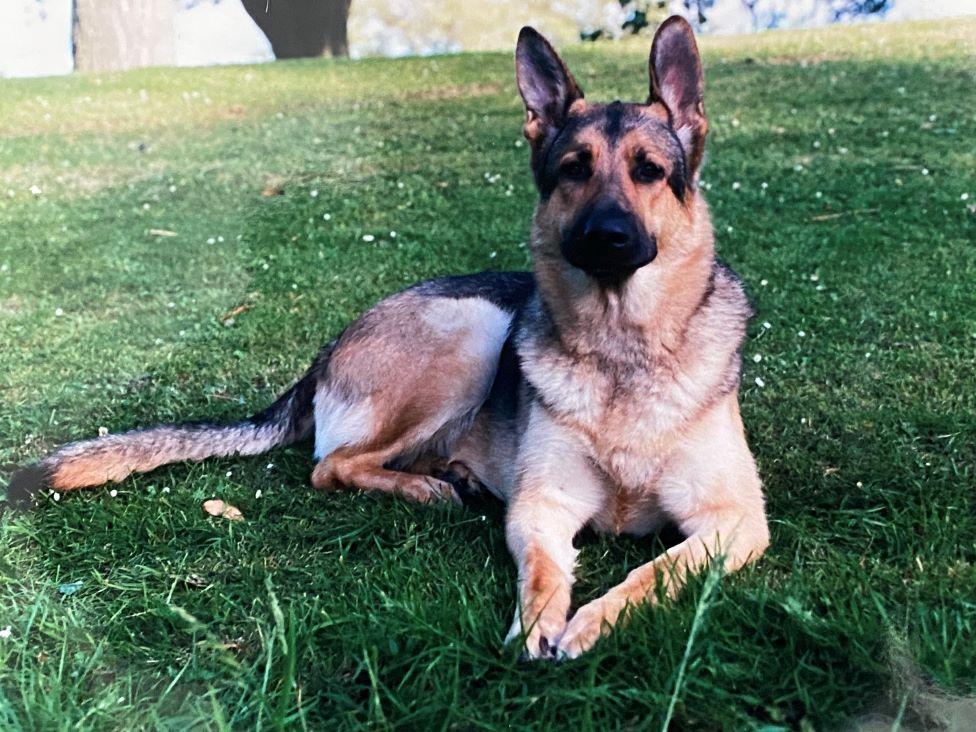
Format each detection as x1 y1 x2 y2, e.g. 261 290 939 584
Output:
516 17 709 287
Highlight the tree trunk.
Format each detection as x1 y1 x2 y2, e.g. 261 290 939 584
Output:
72 0 176 72
241 0 352 59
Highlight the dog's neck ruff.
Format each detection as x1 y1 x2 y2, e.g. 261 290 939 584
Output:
516 258 751 429
528 256 714 362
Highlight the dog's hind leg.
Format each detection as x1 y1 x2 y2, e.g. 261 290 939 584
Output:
308 386 478 505
311 449 460 504
306 288 519 505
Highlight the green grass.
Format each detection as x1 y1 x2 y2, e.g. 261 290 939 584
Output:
1 17 975 730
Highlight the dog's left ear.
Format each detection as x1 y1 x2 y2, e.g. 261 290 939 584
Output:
515 27 583 148
648 16 708 178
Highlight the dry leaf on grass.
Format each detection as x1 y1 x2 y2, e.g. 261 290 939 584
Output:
203 499 244 522
261 175 285 197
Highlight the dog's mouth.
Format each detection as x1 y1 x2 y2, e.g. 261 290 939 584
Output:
585 265 646 287
562 239 656 285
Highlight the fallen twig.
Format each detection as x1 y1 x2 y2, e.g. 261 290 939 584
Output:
219 303 252 326
810 208 879 221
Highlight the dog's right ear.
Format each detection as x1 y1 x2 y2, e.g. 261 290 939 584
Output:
515 27 583 147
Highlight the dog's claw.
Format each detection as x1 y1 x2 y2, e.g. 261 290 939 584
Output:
515 635 558 662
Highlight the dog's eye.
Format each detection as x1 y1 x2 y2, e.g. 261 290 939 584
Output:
633 160 664 184
560 160 591 182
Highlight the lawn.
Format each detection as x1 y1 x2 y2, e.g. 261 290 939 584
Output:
1 17 975 730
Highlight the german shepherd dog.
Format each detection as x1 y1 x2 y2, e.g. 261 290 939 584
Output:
9 17 769 660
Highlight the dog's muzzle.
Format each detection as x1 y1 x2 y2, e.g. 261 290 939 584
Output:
561 202 656 282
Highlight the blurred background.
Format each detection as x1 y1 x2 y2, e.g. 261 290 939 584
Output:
2 0 974 78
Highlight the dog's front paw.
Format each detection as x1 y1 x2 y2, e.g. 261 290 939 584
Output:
504 608 564 661
555 600 613 660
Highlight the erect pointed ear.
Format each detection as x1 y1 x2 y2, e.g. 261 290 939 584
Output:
515 27 583 147
648 16 708 178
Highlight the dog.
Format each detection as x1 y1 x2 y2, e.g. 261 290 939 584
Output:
7 16 769 660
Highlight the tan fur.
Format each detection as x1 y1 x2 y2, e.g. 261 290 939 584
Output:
309 291 512 503
16 17 768 663
44 419 300 492
312 447 461 504
498 19 768 659
507 202 766 658
51 453 132 489
553 393 768 657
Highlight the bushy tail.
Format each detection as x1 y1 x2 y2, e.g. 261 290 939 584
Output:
5 367 320 509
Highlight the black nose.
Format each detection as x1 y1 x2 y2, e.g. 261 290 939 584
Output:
583 216 632 250
562 203 656 280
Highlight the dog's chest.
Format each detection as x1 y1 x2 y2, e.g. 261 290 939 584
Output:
524 348 694 487
528 360 693 535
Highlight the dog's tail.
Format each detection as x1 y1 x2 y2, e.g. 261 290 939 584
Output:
5 354 327 509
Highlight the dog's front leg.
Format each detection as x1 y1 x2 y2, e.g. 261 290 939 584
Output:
556 398 770 659
554 505 768 659
504 403 605 660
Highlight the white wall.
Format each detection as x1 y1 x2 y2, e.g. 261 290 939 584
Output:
174 1 272 67
0 0 73 78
